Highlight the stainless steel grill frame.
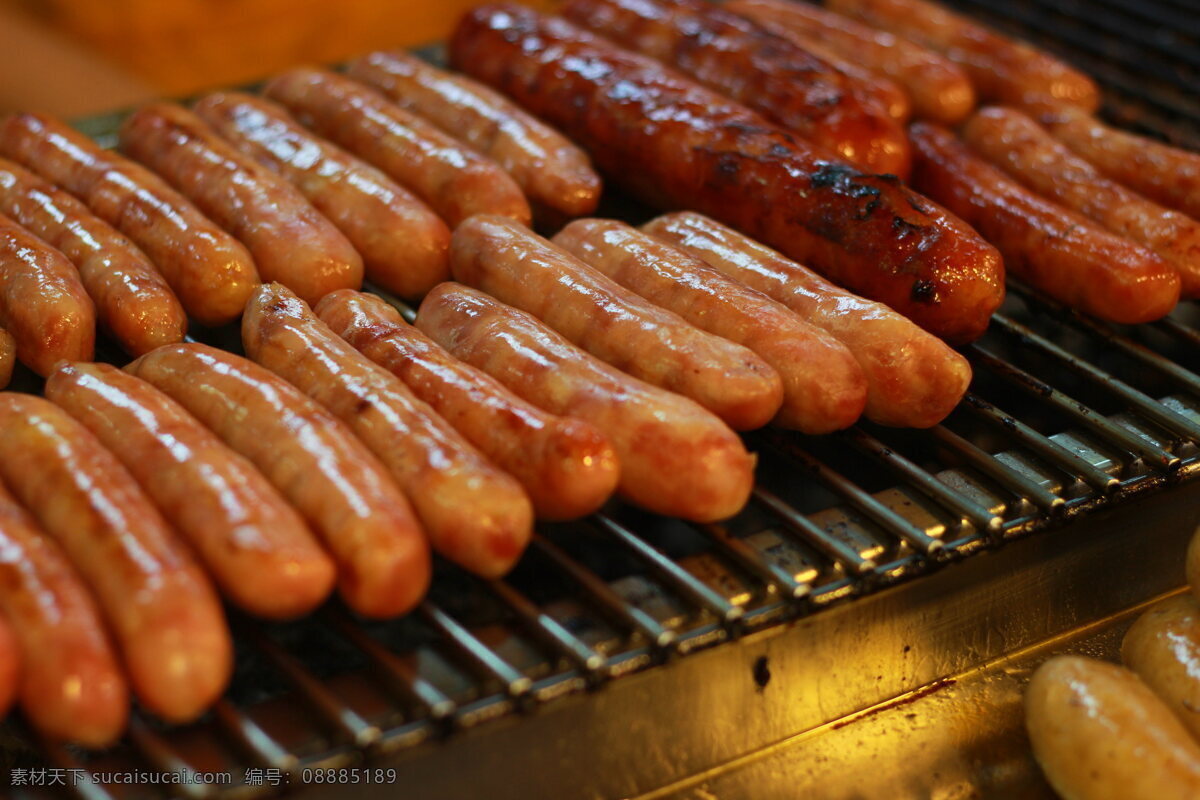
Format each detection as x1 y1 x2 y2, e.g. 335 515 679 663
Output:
7 1 1200 797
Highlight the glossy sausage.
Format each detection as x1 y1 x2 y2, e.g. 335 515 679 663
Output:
553 218 867 433
243 283 532 578
0 213 94 376
0 478 127 746
963 107 1200 298
449 5 1004 343
1042 107 1200 221
727 0 973 124
346 50 601 218
560 0 911 177
317 290 619 521
0 157 186 355
911 122 1179 324
1026 655 1200 800
127 343 430 618
417 283 755 522
45 361 336 619
119 102 362 307
264 67 531 228
193 92 450 300
828 0 1099 111
451 214 783 430
0 329 13 390
1122 594 1200 742
0 393 231 723
0 112 257 327
643 212 971 428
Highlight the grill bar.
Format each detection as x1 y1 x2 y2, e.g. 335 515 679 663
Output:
127 718 215 800
418 602 532 697
751 486 877 575
212 698 299 771
697 521 810 600
931 424 1065 514
486 578 608 675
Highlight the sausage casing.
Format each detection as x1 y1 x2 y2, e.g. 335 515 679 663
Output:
243 283 532 578
1026 655 1200 800
264 67 531 228
451 214 783 430
0 478 128 746
911 122 1179 324
0 393 231 723
346 50 601 218
1122 594 1200 743
0 157 187 355
0 617 16 718
642 212 971 428
119 103 362 307
0 213 94 376
449 5 1003 343
194 92 450 300
45 361 336 620
561 0 911 177
0 328 14 390
317 290 619 521
829 0 1098 111
554 218 867 433
127 343 430 618
417 283 754 522
0 112 257 327
727 0 973 124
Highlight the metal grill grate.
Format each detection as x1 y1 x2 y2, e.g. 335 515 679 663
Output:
8 1 1200 798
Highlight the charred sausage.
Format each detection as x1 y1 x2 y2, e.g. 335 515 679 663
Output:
642 212 971 428
451 214 783 430
1122 594 1200 742
0 157 187 355
560 0 911 177
417 283 754 522
911 122 1179 323
243 283 532 578
0 112 257 327
193 92 449 300
828 0 1098 111
317 290 619 521
127 343 430 618
553 218 867 433
119 103 362 307
346 50 601 218
45 361 336 620
264 67 531 228
0 478 128 746
0 213 94 376
0 393 231 723
449 5 1004 343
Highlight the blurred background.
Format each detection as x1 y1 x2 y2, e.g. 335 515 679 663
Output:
0 0 556 117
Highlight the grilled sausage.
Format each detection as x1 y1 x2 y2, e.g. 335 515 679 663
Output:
643 212 971 428
1122 594 1200 743
417 283 754 522
451 215 782 430
0 157 187 355
554 218 867 433
45 362 336 620
0 329 13 390
127 343 430 618
449 5 1003 344
911 122 1179 324
243 283 532 578
264 67 531 228
0 617 16 717
0 478 127 746
0 393 231 723
317 290 619 521
963 107 1200 298
1026 655 1200 800
0 213 94 376
727 0 973 124
0 113 257 327
119 103 362 307
193 92 450 300
1041 107 1200 222
561 0 911 177
346 50 601 218
828 0 1099 111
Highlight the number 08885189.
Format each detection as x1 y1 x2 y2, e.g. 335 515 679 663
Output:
301 768 398 784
